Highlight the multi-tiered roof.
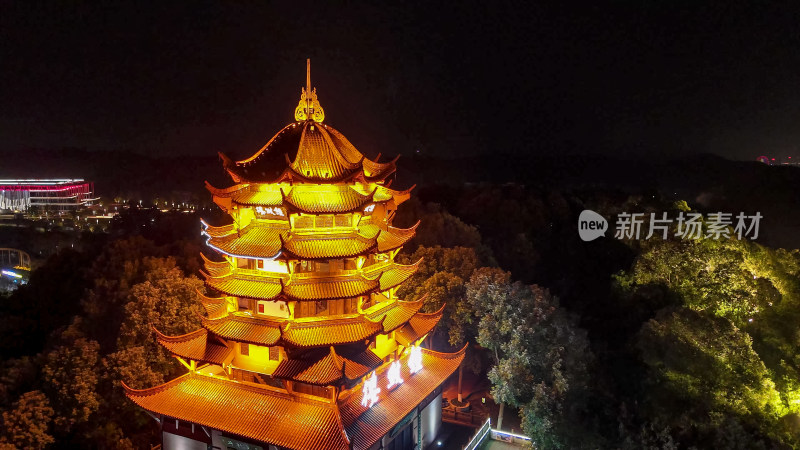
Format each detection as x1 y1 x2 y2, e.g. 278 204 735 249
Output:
124 62 464 450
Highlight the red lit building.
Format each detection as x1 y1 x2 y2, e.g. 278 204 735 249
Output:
0 179 94 212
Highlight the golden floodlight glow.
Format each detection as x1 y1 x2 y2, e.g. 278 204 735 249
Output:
124 60 466 450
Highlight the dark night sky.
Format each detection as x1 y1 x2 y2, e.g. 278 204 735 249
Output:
2 2 800 161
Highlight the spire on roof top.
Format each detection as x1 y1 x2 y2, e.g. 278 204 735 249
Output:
294 58 325 123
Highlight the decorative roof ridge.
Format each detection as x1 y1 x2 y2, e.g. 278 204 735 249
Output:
152 326 208 343
200 220 238 238
391 183 416 196
200 252 229 268
388 220 420 234
422 342 468 360
236 122 297 165
202 268 286 284
201 312 285 328
286 314 371 329
330 346 344 372
376 258 423 286
364 299 397 317
331 397 352 446
360 261 392 281
415 302 446 318
276 162 395 184
128 371 334 405
205 180 251 196
206 219 287 236
203 300 229 320
322 125 388 167
398 297 425 310
362 153 400 174
122 371 193 396
196 288 227 304
365 297 422 319
283 183 374 214
376 224 418 253
378 314 387 332
288 122 358 179
280 241 377 263
218 152 244 184
288 228 374 240
288 270 377 285
317 122 363 171
367 186 378 203
290 181 378 198
373 297 425 333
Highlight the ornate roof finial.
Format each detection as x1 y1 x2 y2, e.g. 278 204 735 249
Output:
294 58 325 123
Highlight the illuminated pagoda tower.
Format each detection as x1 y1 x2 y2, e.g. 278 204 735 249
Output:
124 61 464 450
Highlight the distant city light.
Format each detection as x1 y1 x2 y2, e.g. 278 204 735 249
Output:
1 270 22 279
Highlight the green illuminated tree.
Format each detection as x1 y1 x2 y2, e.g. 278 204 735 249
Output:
615 236 798 328
636 308 785 446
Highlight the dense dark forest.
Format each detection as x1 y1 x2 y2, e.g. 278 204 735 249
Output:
0 152 799 448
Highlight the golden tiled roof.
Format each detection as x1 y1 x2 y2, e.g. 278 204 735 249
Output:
361 156 398 180
376 223 418 252
201 314 284 346
204 181 253 196
124 373 351 450
370 184 414 204
366 298 424 332
284 185 373 214
283 232 376 260
154 328 230 365
284 275 378 301
202 299 228 320
321 123 369 165
272 346 382 386
232 190 285 206
210 181 412 213
340 346 466 450
205 223 284 259
197 290 233 320
290 123 360 181
201 222 236 238
395 305 444 346
200 254 231 277
203 221 408 261
378 259 421 291
204 271 284 300
206 182 286 205
281 316 384 348
222 119 396 184
197 289 229 307
204 261 418 302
